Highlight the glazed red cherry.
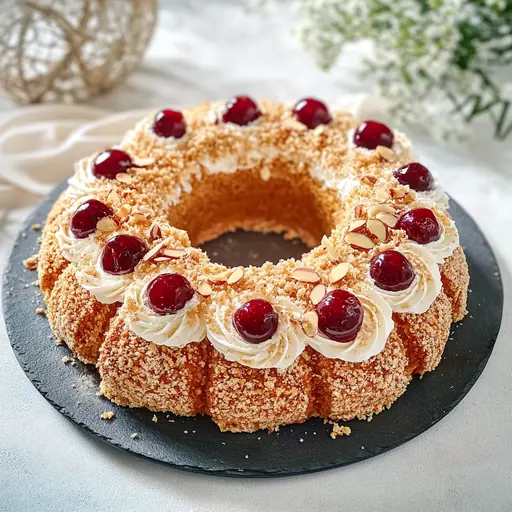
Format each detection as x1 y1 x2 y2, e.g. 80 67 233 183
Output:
70 199 113 239
397 208 441 245
316 289 364 343
292 98 332 129
153 109 186 139
394 162 434 192
92 149 133 179
233 299 278 344
370 250 415 292
101 235 148 275
221 96 261 126
353 120 394 150
146 273 195 315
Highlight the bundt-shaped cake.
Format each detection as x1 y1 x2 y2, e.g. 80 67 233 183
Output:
38 97 469 432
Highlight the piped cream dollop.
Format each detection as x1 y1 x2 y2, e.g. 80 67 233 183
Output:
424 214 459 263
369 243 442 314
121 276 206 347
307 288 394 363
75 243 132 304
67 156 98 197
207 296 307 370
56 197 98 262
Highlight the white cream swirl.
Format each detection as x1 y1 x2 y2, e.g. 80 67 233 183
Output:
55 196 98 262
56 222 97 262
207 296 307 370
414 185 449 210
370 243 442 314
424 214 459 263
121 277 206 347
67 156 98 197
307 288 394 363
75 244 132 304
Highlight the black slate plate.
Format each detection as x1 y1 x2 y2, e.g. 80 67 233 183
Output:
2 182 503 478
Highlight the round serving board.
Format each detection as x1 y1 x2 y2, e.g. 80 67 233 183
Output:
2 182 503 477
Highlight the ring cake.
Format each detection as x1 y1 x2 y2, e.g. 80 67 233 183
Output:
38 97 469 432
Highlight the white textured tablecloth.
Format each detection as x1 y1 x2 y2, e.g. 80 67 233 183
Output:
1 2 511 511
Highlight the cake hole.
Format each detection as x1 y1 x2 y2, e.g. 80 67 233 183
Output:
168 165 345 266
200 230 309 267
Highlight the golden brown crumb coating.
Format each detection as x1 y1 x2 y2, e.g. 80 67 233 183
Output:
98 316 206 415
46 265 117 364
38 193 74 295
440 246 469 322
206 346 315 432
395 292 452 374
314 331 411 421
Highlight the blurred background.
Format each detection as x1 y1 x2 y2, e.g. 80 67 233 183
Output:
0 1 511 511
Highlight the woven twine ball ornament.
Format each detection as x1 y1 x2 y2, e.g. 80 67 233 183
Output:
0 0 157 104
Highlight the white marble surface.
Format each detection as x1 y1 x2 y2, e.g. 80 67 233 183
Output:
1 2 511 511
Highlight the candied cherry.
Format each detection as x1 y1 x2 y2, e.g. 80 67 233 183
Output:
233 299 278 344
316 289 363 343
153 109 186 139
70 199 113 239
101 235 148 275
292 98 332 129
353 120 394 150
397 208 441 245
370 250 415 292
146 273 194 315
92 149 133 179
394 162 434 192
221 96 261 126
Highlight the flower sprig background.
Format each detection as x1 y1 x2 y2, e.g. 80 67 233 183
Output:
265 0 512 140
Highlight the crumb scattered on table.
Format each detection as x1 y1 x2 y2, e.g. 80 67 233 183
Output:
100 411 116 420
130 433 138 439
23 254 38 270
62 355 75 364
35 307 46 316
330 423 352 439
31 223 41 231
151 414 158 423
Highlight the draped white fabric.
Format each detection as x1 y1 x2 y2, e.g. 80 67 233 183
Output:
1 1 511 511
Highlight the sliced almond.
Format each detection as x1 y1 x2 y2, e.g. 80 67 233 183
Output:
348 219 366 232
321 235 338 260
374 186 390 202
107 190 121 206
390 187 406 199
115 172 132 184
361 175 377 185
96 217 117 233
368 203 395 218
227 266 245 285
354 204 364 218
143 240 165 261
367 218 388 241
313 124 327 135
282 117 308 131
376 212 398 228
197 281 213 297
161 248 187 259
328 262 351 284
115 204 132 220
302 311 319 337
375 145 396 162
310 283 326 305
149 223 162 241
208 270 233 284
345 232 374 250
133 157 155 167
260 168 271 182
291 268 321 284
152 256 172 263
132 212 151 224
138 205 153 215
